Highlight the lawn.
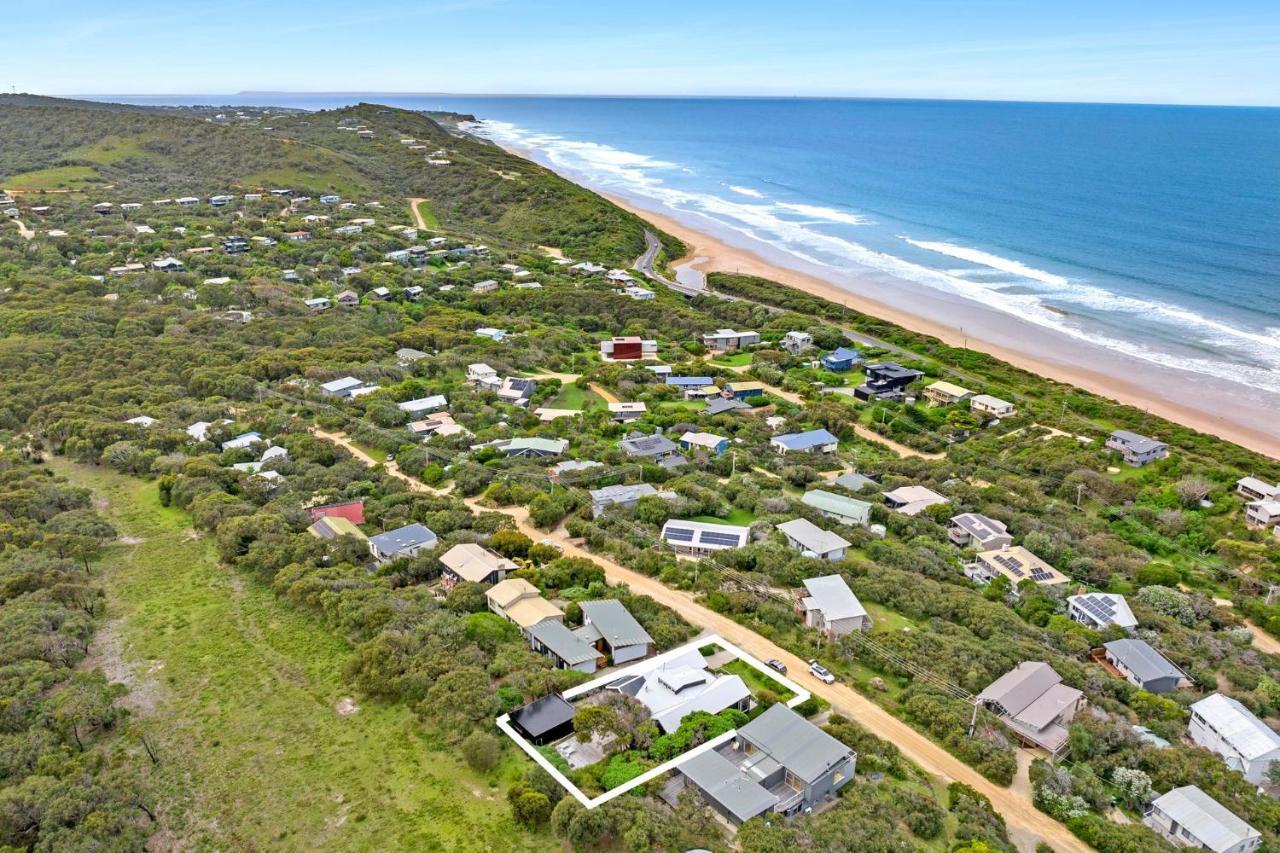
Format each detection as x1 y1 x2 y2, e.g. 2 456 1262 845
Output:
547 382 602 411
2 164 101 190
54 460 545 852
710 352 753 367
865 601 920 635
715 658 795 702
689 508 757 525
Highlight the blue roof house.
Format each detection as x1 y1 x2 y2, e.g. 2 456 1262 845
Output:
822 347 862 372
770 428 839 455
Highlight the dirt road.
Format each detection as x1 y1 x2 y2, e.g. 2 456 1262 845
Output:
313 428 1084 852
405 198 439 232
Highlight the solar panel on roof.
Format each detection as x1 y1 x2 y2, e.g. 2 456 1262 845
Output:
700 532 743 547
664 527 695 542
1030 568 1055 582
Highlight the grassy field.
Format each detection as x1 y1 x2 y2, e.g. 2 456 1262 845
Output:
413 198 441 228
715 658 795 702
547 382 602 411
68 135 157 165
710 352 753 367
690 508 757 526
3 163 101 190
54 460 546 852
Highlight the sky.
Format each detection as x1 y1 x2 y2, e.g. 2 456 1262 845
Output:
8 1 1280 106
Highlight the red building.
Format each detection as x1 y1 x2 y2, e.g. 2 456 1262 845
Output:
307 500 365 525
600 336 655 361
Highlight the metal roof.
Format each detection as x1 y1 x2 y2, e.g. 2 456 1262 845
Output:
802 490 871 523
801 575 866 622
529 620 600 665
1067 592 1138 629
439 543 516 583
777 518 851 555
1191 693 1280 761
509 692 577 739
579 599 653 649
1103 639 1183 686
737 704 853 784
678 749 777 823
772 428 839 450
1153 786 1259 853
367 523 437 555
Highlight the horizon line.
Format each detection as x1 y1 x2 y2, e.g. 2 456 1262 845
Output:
54 90 1280 110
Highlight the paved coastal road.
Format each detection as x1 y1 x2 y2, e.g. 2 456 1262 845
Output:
634 229 704 297
312 427 1087 853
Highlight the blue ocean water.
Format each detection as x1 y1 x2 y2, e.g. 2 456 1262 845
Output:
104 95 1280 396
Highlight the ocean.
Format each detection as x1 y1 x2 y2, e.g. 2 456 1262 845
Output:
98 94 1280 418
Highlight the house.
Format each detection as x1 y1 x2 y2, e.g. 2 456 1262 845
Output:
666 376 716 395
622 286 655 300
284 230 311 242
151 256 185 272
438 543 517 588
466 363 499 386
335 289 359 307
108 263 147 277
608 402 648 423
599 336 657 361
92 202 114 214
397 395 448 416
126 415 157 428
679 431 729 455
495 377 537 407
395 347 428 366
607 648 748 733
724 380 766 401
777 518 851 561
1236 477 1280 502
589 483 675 518
798 574 870 634
486 578 563 633
304 297 332 312
370 286 393 301
1107 430 1169 466
319 194 341 204
977 662 1085 755
966 545 1069 591
403 285 424 300
209 194 233 207
882 485 949 516
605 268 635 285
221 432 263 452
801 490 872 527
922 380 974 407
822 347 861 372
781 331 813 354
854 362 924 401
660 519 751 556
770 429 839 455
948 513 1012 550
1188 693 1280 786
1067 592 1138 630
472 279 499 294
283 269 302 283
570 261 606 274
307 500 365 525
186 419 229 443
367 523 438 564
319 376 367 398
1144 786 1261 853
618 433 684 466
705 396 751 416
674 704 855 825
833 472 878 492
577 599 654 664
1101 639 1189 694
528 621 604 673
1244 501 1280 529
485 437 568 458
508 692 577 746
548 459 604 484
970 394 1016 418
408 413 469 439
307 516 368 542
475 327 507 342
702 329 761 351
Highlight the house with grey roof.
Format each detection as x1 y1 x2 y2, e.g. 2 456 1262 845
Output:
777 518 851 561
883 485 949 516
481 437 568 458
1144 786 1261 853
1102 639 1189 694
797 575 869 635
1188 693 1280 785
367 522 438 564
834 472 878 492
1067 592 1138 630
660 519 751 556
977 662 1085 756
770 429 839 455
618 433 685 468
395 347 428 365
1106 430 1169 466
397 395 447 415
705 396 751 416
673 704 855 825
1237 477 1280 502
589 483 676 518
607 648 749 733
802 489 871 527
948 512 1012 550
576 599 653 664
529 620 605 674
320 376 369 398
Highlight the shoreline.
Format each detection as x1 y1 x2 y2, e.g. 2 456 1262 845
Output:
601 194 1280 461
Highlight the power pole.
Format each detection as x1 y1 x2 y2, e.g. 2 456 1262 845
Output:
1076 483 1084 510
968 700 979 737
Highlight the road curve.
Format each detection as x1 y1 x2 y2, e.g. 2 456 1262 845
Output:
312 427 1086 853
634 229 704 297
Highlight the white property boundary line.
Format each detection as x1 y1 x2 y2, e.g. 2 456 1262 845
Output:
496 633 811 808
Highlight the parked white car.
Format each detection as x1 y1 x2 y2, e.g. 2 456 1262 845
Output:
808 659 835 684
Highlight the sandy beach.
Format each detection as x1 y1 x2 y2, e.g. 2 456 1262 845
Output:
602 194 1280 461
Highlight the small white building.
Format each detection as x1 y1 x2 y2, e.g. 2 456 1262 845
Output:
1066 592 1138 631
970 394 1016 418
1188 693 1280 786
781 331 813 355
1144 786 1260 853
797 574 869 634
777 518 851 561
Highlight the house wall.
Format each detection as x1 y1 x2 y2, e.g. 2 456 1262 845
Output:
1186 713 1279 784
803 754 856 806
1144 807 1258 853
610 641 651 665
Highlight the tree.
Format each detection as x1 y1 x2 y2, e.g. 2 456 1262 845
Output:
512 791 551 827
1173 475 1212 507
460 731 501 772
416 667 497 740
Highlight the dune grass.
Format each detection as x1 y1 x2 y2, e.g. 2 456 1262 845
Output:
3 164 101 190
54 460 546 852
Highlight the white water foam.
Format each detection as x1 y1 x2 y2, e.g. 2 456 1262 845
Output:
472 119 1280 396
727 185 765 198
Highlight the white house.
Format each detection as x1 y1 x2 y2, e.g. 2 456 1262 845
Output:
970 394 1016 418
777 518 851 561
1066 592 1138 630
797 574 869 635
1144 786 1261 853
781 331 813 355
701 329 761 351
1188 693 1280 786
